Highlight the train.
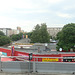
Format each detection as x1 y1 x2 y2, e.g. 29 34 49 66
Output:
0 47 75 62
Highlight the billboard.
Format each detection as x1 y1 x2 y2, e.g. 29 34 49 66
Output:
42 58 58 62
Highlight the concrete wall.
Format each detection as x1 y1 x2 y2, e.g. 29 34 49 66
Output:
34 62 75 73
1 61 33 73
0 61 75 73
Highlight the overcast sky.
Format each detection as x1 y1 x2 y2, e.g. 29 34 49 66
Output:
0 0 75 32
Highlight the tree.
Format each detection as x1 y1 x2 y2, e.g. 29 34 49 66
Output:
0 36 11 46
11 33 24 41
56 23 75 51
31 24 40 43
24 32 33 38
0 31 5 36
39 23 50 43
18 33 24 39
56 31 63 40
31 23 50 43
0 31 11 46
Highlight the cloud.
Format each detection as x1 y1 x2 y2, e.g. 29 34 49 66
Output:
63 6 75 10
0 0 63 14
0 0 75 32
0 15 43 32
15 9 50 14
0 0 51 14
57 12 72 18
0 0 35 13
44 0 63 4
0 0 33 8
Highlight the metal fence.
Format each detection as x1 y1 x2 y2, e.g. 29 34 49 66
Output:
0 56 75 73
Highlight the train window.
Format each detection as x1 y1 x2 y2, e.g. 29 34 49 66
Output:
63 56 75 62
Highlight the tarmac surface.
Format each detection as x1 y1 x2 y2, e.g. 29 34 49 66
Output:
0 72 74 75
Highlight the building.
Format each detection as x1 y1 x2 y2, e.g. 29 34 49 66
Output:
17 26 24 33
0 28 20 36
17 26 21 32
7 29 20 36
47 27 62 38
0 27 24 36
0 28 12 36
7 29 13 36
12 29 19 35
21 30 24 33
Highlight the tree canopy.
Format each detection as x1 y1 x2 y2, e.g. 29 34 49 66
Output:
0 31 11 46
0 36 11 46
56 23 75 51
11 33 23 41
24 32 33 38
0 31 5 36
31 23 50 43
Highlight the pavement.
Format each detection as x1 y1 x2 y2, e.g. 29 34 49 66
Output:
0 72 74 75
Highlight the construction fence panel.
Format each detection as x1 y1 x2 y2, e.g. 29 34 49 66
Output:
1 61 33 73
34 62 75 73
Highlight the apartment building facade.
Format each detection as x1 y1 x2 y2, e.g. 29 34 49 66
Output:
0 27 21 36
47 27 62 38
0 28 12 36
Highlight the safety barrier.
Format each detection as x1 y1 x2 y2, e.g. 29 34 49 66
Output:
33 57 75 73
1 61 33 73
0 56 75 73
33 62 75 73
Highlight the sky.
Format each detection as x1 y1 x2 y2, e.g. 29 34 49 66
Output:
0 0 75 32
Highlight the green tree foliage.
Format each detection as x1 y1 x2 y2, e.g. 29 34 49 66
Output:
11 33 23 41
24 32 33 38
56 31 62 40
56 23 75 51
0 36 11 46
31 24 40 43
19 33 24 39
0 31 5 36
31 23 50 43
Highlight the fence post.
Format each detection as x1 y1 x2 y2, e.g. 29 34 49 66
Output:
36 57 38 72
0 56 1 72
33 57 35 72
29 60 30 73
